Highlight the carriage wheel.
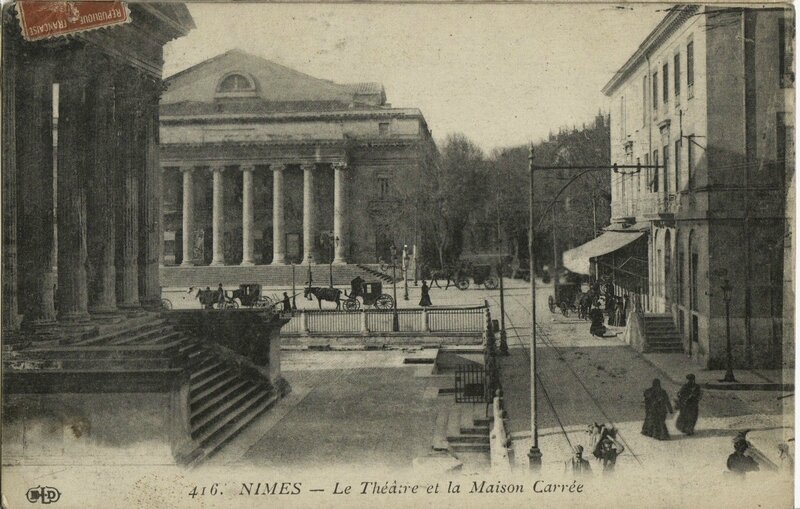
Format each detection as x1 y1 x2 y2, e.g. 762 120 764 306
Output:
225 300 239 310
256 297 272 308
374 294 394 310
483 277 499 290
456 278 470 291
559 301 570 317
160 298 172 310
343 298 360 311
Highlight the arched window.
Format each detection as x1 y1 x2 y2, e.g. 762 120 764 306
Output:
215 73 257 97
664 230 672 301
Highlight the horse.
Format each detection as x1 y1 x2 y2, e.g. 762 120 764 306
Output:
304 286 342 310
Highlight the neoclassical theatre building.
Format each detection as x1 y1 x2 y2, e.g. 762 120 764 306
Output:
159 49 436 276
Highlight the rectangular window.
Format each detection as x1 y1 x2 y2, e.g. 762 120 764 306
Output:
687 41 694 97
379 122 390 136
780 17 795 88
378 177 390 198
663 145 670 194
662 63 669 104
687 135 695 189
674 53 681 99
675 139 682 191
641 153 649 192
652 71 658 110
652 150 659 192
690 253 699 312
677 250 685 303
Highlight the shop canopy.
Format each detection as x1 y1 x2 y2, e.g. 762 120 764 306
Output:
562 231 646 275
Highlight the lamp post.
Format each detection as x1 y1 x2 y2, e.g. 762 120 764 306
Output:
291 263 297 310
720 279 737 383
390 244 400 331
528 143 542 471
402 244 410 301
497 260 509 356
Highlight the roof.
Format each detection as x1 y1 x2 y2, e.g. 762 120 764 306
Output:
162 49 387 111
563 231 646 275
602 5 700 96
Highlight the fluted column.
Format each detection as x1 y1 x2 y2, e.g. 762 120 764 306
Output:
86 57 117 314
301 163 318 265
16 56 56 325
333 162 348 264
271 164 287 265
241 164 255 266
56 51 91 321
210 166 225 266
180 167 195 266
138 76 163 309
114 68 140 310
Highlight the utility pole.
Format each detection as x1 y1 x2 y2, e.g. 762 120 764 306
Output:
528 143 542 471
551 204 559 289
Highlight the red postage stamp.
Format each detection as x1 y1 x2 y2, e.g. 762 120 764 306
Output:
16 1 131 42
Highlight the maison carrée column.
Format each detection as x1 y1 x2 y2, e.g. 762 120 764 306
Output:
271 164 287 265
180 167 195 266
301 163 318 265
332 162 348 264
210 166 226 266
240 164 255 266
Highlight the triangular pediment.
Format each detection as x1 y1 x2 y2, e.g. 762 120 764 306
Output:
162 49 384 110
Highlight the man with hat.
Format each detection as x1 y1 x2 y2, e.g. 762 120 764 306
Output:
565 445 592 474
675 373 702 435
727 431 760 475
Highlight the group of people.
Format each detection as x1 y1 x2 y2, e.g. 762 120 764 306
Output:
641 375 701 440
567 424 626 474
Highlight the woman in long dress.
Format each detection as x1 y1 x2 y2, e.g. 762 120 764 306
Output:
675 374 702 435
419 280 432 307
641 378 673 440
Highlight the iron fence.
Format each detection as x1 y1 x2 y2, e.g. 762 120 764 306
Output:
428 306 484 332
454 364 487 403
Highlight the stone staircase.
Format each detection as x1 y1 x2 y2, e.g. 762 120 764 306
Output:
4 315 279 465
433 404 491 455
160 263 395 289
642 314 684 353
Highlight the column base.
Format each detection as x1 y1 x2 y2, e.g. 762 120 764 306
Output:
332 258 347 265
240 260 255 266
301 257 318 266
180 260 195 267
57 311 92 323
210 260 226 267
271 256 287 265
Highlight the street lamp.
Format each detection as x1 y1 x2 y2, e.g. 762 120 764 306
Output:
528 143 542 470
389 244 400 331
497 260 510 356
402 244 410 301
720 279 737 383
291 263 297 310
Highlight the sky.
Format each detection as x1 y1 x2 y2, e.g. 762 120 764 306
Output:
163 3 667 153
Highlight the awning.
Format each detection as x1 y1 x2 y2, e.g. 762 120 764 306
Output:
562 231 646 275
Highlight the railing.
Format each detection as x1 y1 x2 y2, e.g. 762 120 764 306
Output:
490 390 513 471
613 192 680 220
279 304 487 335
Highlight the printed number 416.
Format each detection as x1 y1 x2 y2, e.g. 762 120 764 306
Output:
189 483 221 498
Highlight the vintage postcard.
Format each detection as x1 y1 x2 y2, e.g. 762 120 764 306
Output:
0 1 795 508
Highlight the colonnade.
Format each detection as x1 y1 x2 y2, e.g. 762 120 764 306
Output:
177 161 349 266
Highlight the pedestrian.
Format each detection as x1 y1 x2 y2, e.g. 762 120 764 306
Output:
592 427 625 472
606 294 617 325
641 378 673 440
565 445 592 474
727 432 759 475
614 298 625 327
675 374 702 435
419 280 432 307
217 283 225 307
589 305 607 337
282 292 291 313
622 294 630 325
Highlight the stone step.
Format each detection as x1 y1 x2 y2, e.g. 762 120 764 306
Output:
191 383 263 438
191 379 252 423
447 434 490 444
449 442 490 453
190 372 241 410
190 366 232 396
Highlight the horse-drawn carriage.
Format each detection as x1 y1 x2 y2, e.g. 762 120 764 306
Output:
303 277 394 311
195 283 273 309
343 277 394 311
429 262 500 291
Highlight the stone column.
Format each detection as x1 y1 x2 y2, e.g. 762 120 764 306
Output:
241 164 255 266
56 51 91 322
211 166 225 266
333 162 348 264
301 163 318 265
86 57 117 315
114 68 141 310
16 55 56 325
138 76 163 309
3 20 21 334
181 167 195 266
271 164 287 265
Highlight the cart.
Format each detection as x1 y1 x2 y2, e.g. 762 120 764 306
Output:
231 283 272 308
343 277 394 311
454 264 499 291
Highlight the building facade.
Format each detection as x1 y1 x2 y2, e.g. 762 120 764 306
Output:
159 50 436 270
601 6 794 369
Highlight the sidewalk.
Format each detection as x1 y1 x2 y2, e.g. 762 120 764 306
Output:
640 352 795 391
